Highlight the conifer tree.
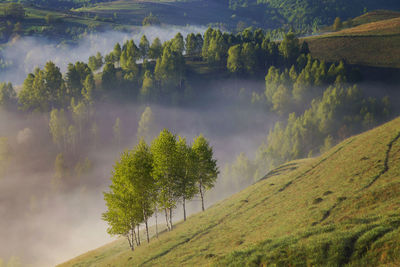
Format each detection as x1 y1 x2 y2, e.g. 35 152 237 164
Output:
149 37 162 59
139 35 150 59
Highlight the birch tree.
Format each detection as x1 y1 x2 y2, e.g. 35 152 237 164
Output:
192 134 219 211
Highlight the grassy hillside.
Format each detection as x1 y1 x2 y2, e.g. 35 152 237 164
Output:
59 116 400 266
74 0 275 30
0 3 123 43
350 10 400 26
306 14 400 68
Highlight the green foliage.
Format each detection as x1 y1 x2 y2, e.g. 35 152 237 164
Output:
260 83 391 168
70 98 90 141
120 40 140 81
202 27 213 60
142 13 160 26
49 108 68 149
333 17 343 31
150 129 180 222
53 153 67 190
148 37 162 60
82 73 95 105
154 40 184 89
271 84 291 115
222 152 256 191
227 44 242 74
279 32 300 65
88 52 103 72
12 28 314 110
103 126 218 249
101 62 117 90
18 62 67 112
60 116 400 267
185 33 203 57
102 146 151 250
241 42 257 74
137 106 154 143
113 43 122 63
176 137 199 220
139 35 150 59
192 134 219 211
262 56 348 115
4 3 25 20
171 33 185 55
205 29 228 66
66 62 92 99
74 157 93 178
140 71 156 102
0 82 16 109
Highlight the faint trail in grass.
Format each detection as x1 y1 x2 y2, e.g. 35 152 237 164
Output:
313 197 347 226
259 162 299 181
276 138 356 193
363 131 400 189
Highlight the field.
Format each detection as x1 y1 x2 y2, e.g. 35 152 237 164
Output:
306 11 400 68
59 116 400 266
0 3 123 43
74 0 270 29
0 0 273 44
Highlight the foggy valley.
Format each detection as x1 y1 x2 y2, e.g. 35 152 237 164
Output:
1 1 400 266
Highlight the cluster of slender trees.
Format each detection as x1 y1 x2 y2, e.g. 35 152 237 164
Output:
102 129 219 251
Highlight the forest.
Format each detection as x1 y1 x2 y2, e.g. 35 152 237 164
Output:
1 27 396 186
0 22 399 265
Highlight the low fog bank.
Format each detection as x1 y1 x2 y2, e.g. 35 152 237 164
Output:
0 78 274 266
0 25 207 85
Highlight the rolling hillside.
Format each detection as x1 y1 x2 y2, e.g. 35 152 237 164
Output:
306 11 400 68
59 116 400 266
350 10 400 26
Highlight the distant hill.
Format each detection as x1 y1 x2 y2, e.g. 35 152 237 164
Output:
306 12 400 68
1 0 400 42
350 9 400 26
69 0 400 31
59 116 400 266
260 0 400 24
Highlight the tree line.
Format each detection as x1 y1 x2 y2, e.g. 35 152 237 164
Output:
102 130 219 251
1 27 364 112
2 28 315 110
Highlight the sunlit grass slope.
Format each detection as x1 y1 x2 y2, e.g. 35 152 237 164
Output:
59 116 400 266
306 12 400 68
351 10 400 27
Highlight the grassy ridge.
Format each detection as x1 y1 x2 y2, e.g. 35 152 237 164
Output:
59 116 400 266
351 10 400 26
306 13 400 68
